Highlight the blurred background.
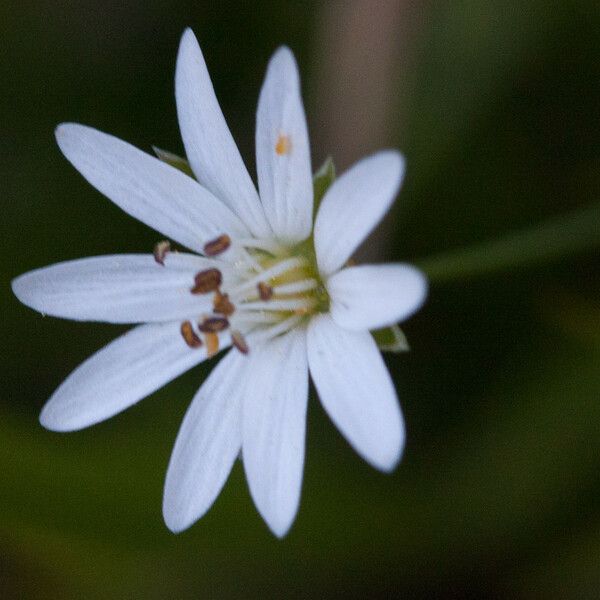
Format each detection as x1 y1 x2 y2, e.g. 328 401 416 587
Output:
1 0 599 597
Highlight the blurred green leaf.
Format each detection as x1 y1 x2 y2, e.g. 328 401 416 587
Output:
506 518 600 598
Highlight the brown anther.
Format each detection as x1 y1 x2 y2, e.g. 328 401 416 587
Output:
199 316 229 333
153 240 171 265
275 134 291 156
231 330 249 355
205 332 219 358
180 320 202 348
257 281 273 301
213 290 235 316
203 234 231 256
190 268 222 294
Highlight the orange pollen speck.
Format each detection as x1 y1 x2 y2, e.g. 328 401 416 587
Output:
275 134 291 155
213 291 235 316
203 234 231 256
181 320 202 348
190 268 222 294
205 332 219 358
257 281 273 301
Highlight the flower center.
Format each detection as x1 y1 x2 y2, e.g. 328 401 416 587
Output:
173 235 329 355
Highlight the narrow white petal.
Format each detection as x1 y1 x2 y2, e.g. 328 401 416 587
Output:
327 264 428 331
176 29 271 238
163 349 245 533
55 123 248 255
256 46 313 243
12 254 230 323
314 151 406 276
39 322 230 432
242 330 308 537
307 314 404 471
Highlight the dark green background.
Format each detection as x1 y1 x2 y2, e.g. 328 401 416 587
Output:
2 1 599 598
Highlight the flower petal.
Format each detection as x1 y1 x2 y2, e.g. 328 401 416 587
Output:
327 264 428 331
307 314 405 471
163 349 245 533
12 254 230 323
242 330 308 537
256 46 313 244
176 28 271 238
39 322 230 431
55 123 248 255
314 151 405 276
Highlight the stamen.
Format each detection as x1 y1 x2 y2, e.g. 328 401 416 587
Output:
253 314 304 342
231 312 280 325
275 134 292 155
229 257 306 299
199 317 229 333
236 238 285 255
273 278 318 295
180 320 202 348
235 248 264 273
190 268 222 294
153 240 171 265
231 330 249 355
239 298 316 312
213 291 235 316
257 282 273 301
205 332 219 358
204 234 231 256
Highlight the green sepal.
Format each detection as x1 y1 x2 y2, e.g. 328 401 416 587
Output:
372 324 410 353
152 146 196 179
312 156 336 216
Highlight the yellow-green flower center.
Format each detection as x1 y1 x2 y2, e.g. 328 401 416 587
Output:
249 237 330 317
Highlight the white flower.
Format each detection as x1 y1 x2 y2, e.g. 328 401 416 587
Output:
11 28 427 537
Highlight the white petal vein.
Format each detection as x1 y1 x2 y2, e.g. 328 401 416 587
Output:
163 348 245 532
11 254 230 323
40 322 231 431
256 46 313 243
314 151 405 276
242 330 308 537
176 29 271 238
307 314 405 471
56 123 248 255
327 264 428 331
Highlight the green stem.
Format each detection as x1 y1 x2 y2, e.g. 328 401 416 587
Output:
416 203 600 283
